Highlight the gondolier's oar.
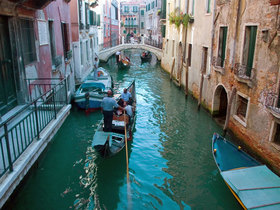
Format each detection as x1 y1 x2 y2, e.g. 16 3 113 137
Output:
124 110 132 209
124 110 129 179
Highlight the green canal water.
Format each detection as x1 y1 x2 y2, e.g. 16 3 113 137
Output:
7 50 242 210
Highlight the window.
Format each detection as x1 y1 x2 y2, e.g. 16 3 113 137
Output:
89 10 93 25
85 3 89 28
141 22 144 29
166 39 169 54
201 47 208 74
191 0 195 15
188 44 192 67
273 123 280 145
20 19 36 64
235 94 248 122
156 0 158 7
141 10 144 16
217 26 227 67
206 0 211 13
86 41 89 61
48 20 56 63
242 26 257 77
148 4 150 10
104 24 106 37
133 6 138 12
125 6 129 12
80 41 83 65
93 11 97 25
152 1 155 9
61 22 70 59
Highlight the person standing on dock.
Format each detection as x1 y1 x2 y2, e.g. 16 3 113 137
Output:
93 57 99 80
101 90 123 132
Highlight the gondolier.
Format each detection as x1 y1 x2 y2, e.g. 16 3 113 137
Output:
101 90 123 132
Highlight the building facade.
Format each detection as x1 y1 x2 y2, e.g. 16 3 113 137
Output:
70 0 100 83
162 0 280 172
120 1 141 42
144 0 162 45
0 0 75 118
208 0 280 171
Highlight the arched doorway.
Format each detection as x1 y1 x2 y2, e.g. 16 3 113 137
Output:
212 85 228 124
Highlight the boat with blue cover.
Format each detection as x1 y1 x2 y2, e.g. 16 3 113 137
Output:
212 133 280 209
92 80 136 157
74 67 113 110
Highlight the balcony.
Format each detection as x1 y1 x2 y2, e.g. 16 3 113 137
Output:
124 25 139 28
233 63 256 88
212 56 225 75
265 92 280 118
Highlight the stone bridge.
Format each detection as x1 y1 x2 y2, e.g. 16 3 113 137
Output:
98 44 163 62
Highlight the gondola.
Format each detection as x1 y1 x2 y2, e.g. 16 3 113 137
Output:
140 51 152 62
117 57 131 69
92 80 136 157
212 133 280 209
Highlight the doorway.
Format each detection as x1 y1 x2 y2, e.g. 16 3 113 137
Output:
0 16 18 116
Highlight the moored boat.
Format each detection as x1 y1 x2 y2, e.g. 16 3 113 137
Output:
74 67 113 110
92 80 136 157
212 133 280 209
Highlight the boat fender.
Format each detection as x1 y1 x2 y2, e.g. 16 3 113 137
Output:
238 146 241 150
214 149 217 154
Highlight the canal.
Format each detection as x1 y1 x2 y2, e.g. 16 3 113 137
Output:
6 49 242 210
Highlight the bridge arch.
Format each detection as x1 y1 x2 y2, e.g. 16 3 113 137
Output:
98 44 163 62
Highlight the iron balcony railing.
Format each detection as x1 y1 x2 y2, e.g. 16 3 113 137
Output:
233 63 256 81
0 78 68 178
212 56 225 68
265 92 280 115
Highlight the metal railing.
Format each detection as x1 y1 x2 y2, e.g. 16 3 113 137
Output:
234 63 256 80
0 78 68 178
212 56 225 68
265 92 280 115
144 38 163 49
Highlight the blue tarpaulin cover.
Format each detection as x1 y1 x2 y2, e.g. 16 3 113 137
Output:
221 166 280 209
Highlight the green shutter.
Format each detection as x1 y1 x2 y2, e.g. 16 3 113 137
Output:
93 12 97 25
221 27 227 67
207 0 211 13
246 26 257 76
97 14 100 26
141 10 144 15
89 11 93 25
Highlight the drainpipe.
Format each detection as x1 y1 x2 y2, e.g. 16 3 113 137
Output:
223 87 237 131
210 0 217 67
231 0 242 69
198 73 204 108
184 0 190 96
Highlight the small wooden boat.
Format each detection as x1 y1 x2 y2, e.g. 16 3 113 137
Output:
92 80 136 157
117 57 131 69
212 133 280 209
140 51 152 62
74 67 113 110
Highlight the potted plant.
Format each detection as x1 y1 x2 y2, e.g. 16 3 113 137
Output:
157 9 161 16
189 15 194 23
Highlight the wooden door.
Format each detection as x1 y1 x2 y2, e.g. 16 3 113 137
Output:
0 16 17 116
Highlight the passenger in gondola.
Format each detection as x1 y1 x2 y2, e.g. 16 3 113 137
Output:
121 88 132 103
142 51 146 57
101 90 123 132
